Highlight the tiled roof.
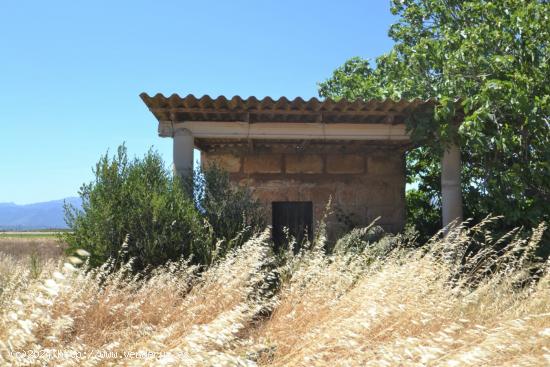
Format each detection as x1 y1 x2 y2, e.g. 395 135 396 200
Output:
140 93 436 124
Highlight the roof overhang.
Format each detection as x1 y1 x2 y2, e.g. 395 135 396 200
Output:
140 93 436 142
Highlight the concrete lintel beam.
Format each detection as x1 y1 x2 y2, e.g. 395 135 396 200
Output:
159 121 411 141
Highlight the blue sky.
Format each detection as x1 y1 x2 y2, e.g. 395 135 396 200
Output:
0 0 396 204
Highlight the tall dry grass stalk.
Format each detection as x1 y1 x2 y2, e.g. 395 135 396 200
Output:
0 220 548 366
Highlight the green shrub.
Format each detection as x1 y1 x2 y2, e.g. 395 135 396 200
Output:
332 220 420 266
333 224 386 255
63 145 211 270
63 145 267 271
193 165 266 260
405 188 441 244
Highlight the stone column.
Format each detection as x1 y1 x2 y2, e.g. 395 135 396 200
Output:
173 126 194 180
441 143 463 228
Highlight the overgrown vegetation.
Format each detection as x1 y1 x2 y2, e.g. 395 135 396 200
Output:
319 0 550 240
5 3 545 363
193 165 266 260
62 144 265 270
0 218 548 366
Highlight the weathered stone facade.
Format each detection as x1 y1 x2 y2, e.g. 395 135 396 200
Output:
141 93 467 242
202 141 406 240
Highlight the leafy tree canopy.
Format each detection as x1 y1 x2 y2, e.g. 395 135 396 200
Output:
319 0 549 236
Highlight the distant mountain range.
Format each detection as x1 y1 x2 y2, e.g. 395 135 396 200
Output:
0 197 82 230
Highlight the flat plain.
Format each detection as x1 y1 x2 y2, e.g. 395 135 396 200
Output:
0 233 65 261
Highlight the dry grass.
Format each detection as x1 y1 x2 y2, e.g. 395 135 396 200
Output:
0 237 65 261
0 221 548 366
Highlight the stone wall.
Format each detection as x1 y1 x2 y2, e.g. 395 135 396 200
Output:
201 147 406 240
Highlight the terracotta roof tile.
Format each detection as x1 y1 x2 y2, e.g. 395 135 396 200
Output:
140 93 436 124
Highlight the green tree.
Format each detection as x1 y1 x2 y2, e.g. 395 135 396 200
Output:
319 0 549 238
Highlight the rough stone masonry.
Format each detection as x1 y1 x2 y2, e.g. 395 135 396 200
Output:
201 141 406 241
141 93 463 244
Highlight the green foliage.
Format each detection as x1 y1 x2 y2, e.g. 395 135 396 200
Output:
333 224 386 254
193 165 266 261
63 145 266 270
318 57 382 100
29 249 42 279
63 144 210 270
319 0 550 239
405 188 441 243
331 222 420 267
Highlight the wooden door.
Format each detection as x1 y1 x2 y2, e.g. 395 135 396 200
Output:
272 201 313 251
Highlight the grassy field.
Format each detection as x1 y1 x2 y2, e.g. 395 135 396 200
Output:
0 221 548 366
0 232 60 239
0 230 69 238
0 235 65 261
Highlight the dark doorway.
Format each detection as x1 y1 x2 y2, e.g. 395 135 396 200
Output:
272 201 313 251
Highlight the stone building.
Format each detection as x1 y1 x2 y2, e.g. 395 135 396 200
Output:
141 93 462 244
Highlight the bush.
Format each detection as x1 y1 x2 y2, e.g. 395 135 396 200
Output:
64 145 267 271
63 145 211 270
332 224 386 255
193 165 266 260
332 221 419 265
405 188 441 244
